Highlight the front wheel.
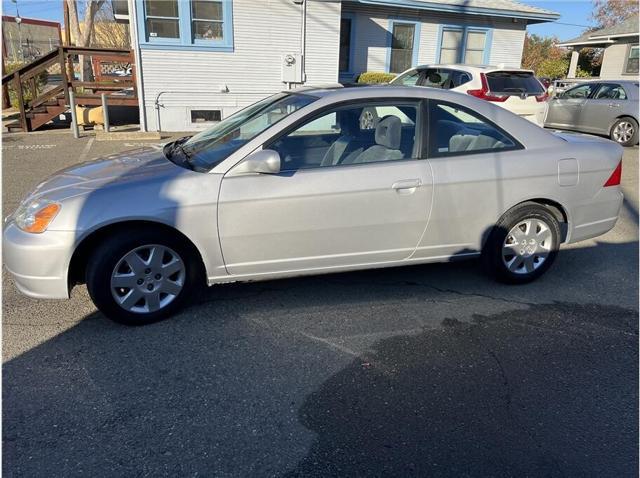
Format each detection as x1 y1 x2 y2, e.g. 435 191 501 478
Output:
483 204 561 284
86 229 203 325
610 117 638 147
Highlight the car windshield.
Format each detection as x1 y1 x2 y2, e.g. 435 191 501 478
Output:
486 71 544 94
179 92 317 172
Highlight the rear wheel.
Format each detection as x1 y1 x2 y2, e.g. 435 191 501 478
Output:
86 229 203 325
483 204 561 284
610 117 638 147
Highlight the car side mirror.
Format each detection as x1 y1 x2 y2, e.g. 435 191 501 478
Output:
232 149 281 175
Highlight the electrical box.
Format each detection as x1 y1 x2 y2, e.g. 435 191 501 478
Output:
281 53 304 84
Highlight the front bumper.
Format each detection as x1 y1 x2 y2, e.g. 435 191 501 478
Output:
3 223 76 299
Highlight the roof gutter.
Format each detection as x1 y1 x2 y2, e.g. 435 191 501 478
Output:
588 32 640 40
557 39 615 48
349 0 560 22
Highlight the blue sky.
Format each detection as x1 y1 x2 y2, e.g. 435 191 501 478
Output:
2 0 595 41
523 0 595 40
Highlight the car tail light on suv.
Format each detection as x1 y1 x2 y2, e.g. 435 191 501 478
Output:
466 73 509 102
604 161 622 187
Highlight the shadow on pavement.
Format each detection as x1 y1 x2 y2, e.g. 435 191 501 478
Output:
284 302 638 477
3 241 639 477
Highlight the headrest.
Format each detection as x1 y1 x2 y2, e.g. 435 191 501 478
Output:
339 110 360 136
375 115 401 149
428 72 442 84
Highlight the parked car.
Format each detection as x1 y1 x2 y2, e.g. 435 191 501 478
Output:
545 80 639 147
3 86 623 325
390 64 549 126
538 77 552 90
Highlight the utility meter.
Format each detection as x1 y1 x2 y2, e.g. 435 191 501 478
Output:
281 53 303 83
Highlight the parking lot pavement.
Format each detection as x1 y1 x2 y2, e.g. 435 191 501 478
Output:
2 131 638 477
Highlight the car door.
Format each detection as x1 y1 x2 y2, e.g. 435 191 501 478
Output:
545 83 598 129
415 99 525 258
580 83 628 135
217 100 434 277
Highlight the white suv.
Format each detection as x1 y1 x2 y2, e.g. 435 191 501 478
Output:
391 65 548 126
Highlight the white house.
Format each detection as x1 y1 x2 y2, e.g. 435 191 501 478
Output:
125 0 559 132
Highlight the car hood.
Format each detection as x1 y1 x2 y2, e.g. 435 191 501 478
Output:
25 147 194 202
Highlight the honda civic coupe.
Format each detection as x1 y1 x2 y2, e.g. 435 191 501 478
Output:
3 86 623 325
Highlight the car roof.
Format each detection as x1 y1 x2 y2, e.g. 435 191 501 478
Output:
406 64 535 74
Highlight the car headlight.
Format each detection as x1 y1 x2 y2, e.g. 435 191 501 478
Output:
14 198 61 233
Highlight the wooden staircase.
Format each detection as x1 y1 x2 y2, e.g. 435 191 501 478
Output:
2 46 138 133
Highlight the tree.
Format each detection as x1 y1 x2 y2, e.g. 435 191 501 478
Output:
66 0 106 81
92 1 130 49
521 33 569 78
592 0 639 28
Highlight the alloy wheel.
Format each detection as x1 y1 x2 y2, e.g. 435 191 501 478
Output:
502 219 553 275
110 244 186 313
613 121 634 144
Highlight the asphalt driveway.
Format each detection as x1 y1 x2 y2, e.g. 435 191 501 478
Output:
2 131 638 477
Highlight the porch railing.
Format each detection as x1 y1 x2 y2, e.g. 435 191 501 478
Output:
2 46 138 132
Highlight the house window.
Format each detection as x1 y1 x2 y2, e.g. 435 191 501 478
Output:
464 31 486 64
144 0 180 39
191 109 222 123
339 18 352 73
192 0 223 41
625 45 639 74
438 26 490 65
440 28 463 63
138 0 233 50
389 21 419 74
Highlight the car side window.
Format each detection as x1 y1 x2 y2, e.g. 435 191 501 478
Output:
594 84 627 100
394 70 421 86
563 84 596 99
451 71 472 87
422 69 460 90
429 101 517 157
268 101 421 171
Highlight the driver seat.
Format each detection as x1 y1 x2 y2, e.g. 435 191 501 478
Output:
320 111 364 167
351 115 404 164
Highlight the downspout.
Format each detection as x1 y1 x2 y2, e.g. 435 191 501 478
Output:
300 0 307 84
128 0 147 132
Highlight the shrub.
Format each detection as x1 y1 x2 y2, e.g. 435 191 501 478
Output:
575 66 592 78
4 61 49 105
357 71 396 84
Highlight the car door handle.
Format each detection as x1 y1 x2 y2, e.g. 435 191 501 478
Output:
608 103 620 108
392 179 421 192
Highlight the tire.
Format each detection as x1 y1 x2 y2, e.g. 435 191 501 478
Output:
86 228 204 325
610 117 638 147
482 204 561 284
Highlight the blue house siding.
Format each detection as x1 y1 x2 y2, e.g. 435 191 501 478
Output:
341 3 526 77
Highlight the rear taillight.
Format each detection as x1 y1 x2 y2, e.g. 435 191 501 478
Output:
604 161 622 187
467 73 509 102
535 92 549 102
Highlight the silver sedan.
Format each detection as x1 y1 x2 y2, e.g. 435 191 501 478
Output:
3 86 624 324
545 80 639 146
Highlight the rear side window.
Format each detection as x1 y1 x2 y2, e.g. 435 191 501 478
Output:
486 71 544 94
594 84 627 100
393 69 421 86
429 101 518 157
421 69 472 89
